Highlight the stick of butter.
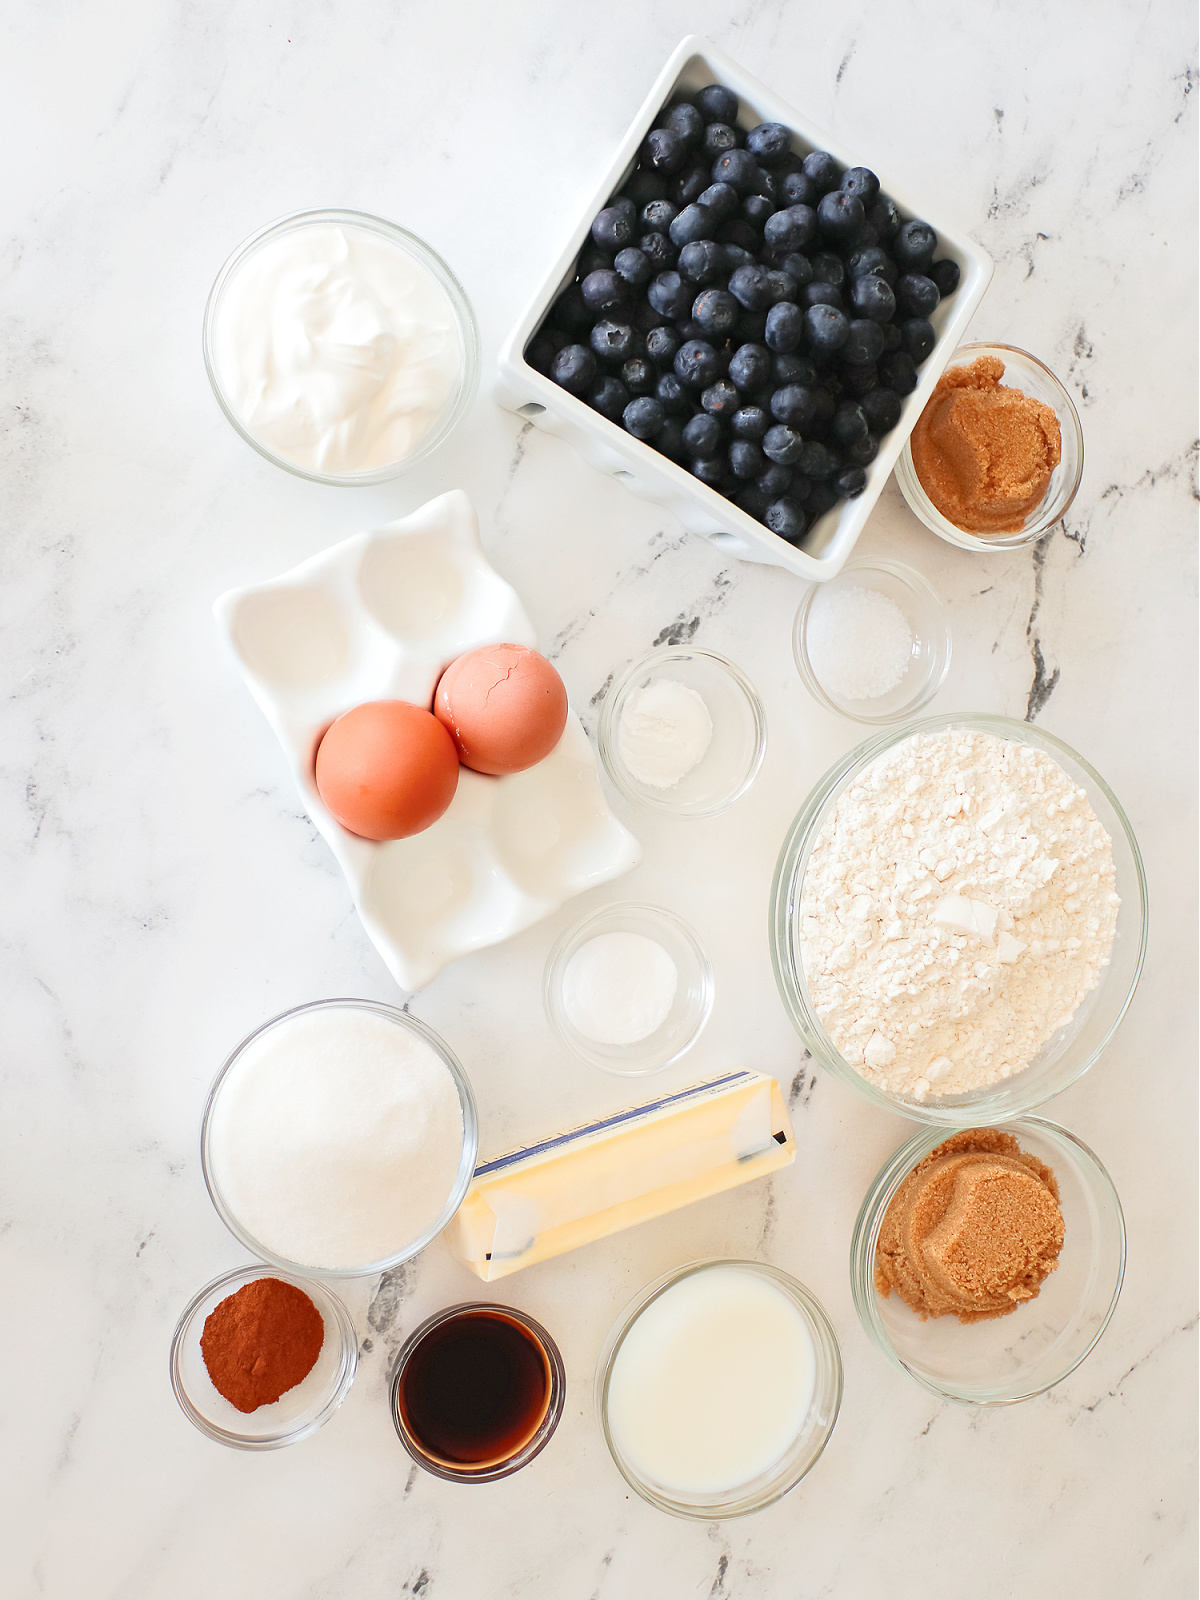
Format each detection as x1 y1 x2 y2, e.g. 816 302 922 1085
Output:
446 1070 795 1281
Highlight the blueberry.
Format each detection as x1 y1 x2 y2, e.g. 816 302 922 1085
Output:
831 401 869 446
550 344 596 394
679 239 727 284
748 166 778 202
589 320 638 363
591 205 635 254
930 258 961 297
763 204 817 256
657 416 687 459
810 252 846 286
682 413 722 458
881 322 902 353
620 357 656 397
737 308 769 342
770 384 818 429
817 190 865 244
675 339 724 390
900 317 936 363
633 299 670 332
525 330 559 374
722 244 755 273
806 481 840 518
588 375 629 420
895 273 939 316
578 243 612 277
552 283 592 330
731 404 770 440
702 378 741 417
801 150 841 192
779 170 819 207
669 203 717 247
868 196 902 240
840 319 886 366
860 386 903 433
621 396 664 440
696 181 739 221
655 372 691 414
847 246 895 282
712 148 760 194
648 271 691 319
804 282 845 311
581 269 629 314
640 232 677 270
696 84 739 124
850 274 896 323
764 269 797 304
841 364 879 396
741 194 774 229
643 127 687 174
645 325 682 366
763 424 805 465
727 263 773 311
765 497 807 542
641 199 678 235
612 247 651 289
674 318 705 343
692 288 740 337
840 167 880 205
664 101 705 146
703 122 739 160
718 218 759 251
692 455 727 488
746 121 792 167
879 351 919 393
735 486 771 520
834 466 868 498
672 165 711 207
843 432 880 466
795 440 836 479
893 220 937 272
774 251 813 288
772 352 817 386
803 303 850 355
729 342 772 391
623 169 668 207
756 463 793 498
808 386 836 433
765 300 805 352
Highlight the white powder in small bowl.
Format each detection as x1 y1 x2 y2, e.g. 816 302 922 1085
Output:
618 678 713 789
208 1007 465 1271
806 585 914 702
562 931 679 1045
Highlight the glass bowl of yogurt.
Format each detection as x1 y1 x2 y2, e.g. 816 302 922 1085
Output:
203 209 480 485
595 1259 843 1519
769 713 1147 1125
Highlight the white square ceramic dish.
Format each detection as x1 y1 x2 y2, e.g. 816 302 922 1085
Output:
214 491 641 991
496 35 994 582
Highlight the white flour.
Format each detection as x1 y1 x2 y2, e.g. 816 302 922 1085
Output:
798 729 1120 1098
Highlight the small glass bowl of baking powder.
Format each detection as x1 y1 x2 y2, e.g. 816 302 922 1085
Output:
769 712 1148 1125
544 901 714 1075
170 1263 358 1449
850 1117 1125 1404
596 647 767 818
792 558 952 725
893 343 1085 551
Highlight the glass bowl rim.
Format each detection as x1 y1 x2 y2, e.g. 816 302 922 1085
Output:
848 1114 1127 1405
543 900 715 1076
896 340 1085 549
594 1256 844 1519
169 1261 358 1449
201 206 481 486
200 997 480 1278
596 645 767 818
791 556 953 726
768 710 1149 1125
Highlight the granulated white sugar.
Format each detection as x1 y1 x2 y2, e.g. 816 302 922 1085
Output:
806 584 913 701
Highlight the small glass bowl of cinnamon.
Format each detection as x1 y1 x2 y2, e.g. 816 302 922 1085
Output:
849 1117 1125 1405
895 343 1084 550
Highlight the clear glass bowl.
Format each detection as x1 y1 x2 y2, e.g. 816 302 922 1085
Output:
544 901 713 1075
170 1263 358 1449
595 1259 843 1519
202 208 480 486
769 713 1148 1124
389 1302 566 1482
792 558 952 725
850 1117 1125 1404
201 998 479 1277
894 342 1084 550
597 647 766 818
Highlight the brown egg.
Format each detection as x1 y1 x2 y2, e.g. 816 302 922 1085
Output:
315 700 459 840
434 644 568 775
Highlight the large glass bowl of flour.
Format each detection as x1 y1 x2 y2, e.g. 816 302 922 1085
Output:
769 714 1147 1125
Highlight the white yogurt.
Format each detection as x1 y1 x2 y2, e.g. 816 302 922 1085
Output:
606 1265 816 1496
211 220 463 475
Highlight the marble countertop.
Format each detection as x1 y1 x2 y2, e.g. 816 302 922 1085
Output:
2 3 1196 1596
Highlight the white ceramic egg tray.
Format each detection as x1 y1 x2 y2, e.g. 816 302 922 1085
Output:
214 490 641 991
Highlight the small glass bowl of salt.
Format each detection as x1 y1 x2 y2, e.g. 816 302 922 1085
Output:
544 902 714 1075
792 559 951 726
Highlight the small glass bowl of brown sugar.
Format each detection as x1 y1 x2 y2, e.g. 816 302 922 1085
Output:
894 343 1084 550
849 1117 1125 1405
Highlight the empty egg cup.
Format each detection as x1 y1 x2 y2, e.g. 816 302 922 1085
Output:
597 647 766 818
544 901 714 1075
792 558 951 725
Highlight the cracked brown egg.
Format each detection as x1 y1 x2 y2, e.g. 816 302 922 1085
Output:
434 644 568 775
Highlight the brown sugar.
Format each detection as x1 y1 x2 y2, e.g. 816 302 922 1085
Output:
875 1128 1064 1324
910 355 1061 534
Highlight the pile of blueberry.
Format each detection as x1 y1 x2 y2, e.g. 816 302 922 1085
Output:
525 83 959 547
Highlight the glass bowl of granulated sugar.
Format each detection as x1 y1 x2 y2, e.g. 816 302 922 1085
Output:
769 713 1147 1125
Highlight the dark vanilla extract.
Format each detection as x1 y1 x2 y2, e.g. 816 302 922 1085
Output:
397 1309 551 1467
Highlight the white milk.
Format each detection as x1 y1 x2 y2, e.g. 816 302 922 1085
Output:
606 1265 816 1496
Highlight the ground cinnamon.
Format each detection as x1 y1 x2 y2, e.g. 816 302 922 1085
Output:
875 1128 1064 1324
910 355 1061 534
201 1277 325 1412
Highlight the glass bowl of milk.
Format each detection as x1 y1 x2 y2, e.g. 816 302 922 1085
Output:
203 209 480 485
596 1259 843 1518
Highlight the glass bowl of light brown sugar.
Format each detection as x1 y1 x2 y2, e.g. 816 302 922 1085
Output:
894 343 1084 550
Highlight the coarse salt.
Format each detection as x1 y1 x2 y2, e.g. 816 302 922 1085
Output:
806 584 913 701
